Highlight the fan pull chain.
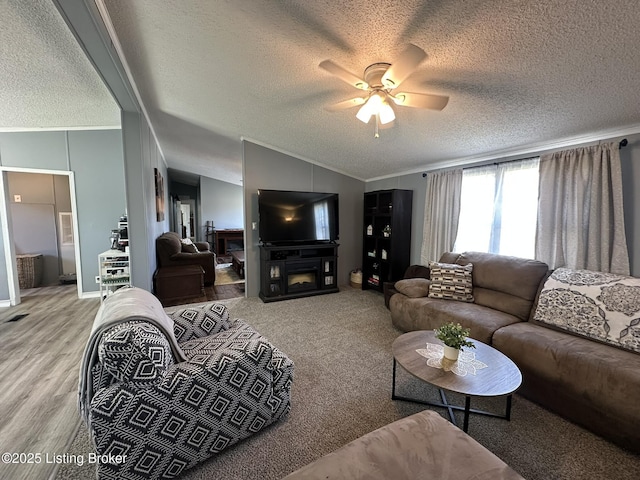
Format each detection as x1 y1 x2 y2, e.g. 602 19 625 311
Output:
374 114 380 138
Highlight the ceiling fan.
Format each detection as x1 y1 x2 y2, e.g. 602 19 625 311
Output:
320 44 449 137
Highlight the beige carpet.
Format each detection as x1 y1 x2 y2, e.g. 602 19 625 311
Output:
56 289 639 480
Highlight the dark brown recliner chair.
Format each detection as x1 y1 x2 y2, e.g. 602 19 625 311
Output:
156 231 216 285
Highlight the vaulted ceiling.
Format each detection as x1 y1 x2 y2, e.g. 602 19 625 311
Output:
2 1 640 185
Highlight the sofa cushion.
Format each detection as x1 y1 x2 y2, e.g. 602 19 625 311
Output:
493 321 640 448
282 409 524 480
533 268 640 354
428 261 474 302
395 278 431 298
455 252 549 321
389 295 521 344
170 303 231 343
98 322 173 386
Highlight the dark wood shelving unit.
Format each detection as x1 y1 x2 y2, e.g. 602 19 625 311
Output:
362 189 412 292
259 243 339 302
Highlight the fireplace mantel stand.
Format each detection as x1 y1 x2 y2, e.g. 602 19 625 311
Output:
259 243 339 302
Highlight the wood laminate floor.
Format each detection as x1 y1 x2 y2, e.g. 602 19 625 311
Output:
0 285 99 480
0 283 244 479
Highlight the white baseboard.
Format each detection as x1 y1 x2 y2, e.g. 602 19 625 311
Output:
0 300 11 307
81 291 101 299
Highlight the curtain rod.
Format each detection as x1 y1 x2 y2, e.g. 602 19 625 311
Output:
422 138 630 177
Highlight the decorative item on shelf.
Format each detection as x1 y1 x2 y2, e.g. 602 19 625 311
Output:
270 265 281 279
381 248 387 260
368 249 376 257
367 224 373 236
383 224 391 237
109 230 120 250
434 322 476 361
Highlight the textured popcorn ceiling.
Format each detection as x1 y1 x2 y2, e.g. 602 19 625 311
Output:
3 1 640 184
0 0 120 130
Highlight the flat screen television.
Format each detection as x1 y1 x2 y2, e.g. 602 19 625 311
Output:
258 189 339 244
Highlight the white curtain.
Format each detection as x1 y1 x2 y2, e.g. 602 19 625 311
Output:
535 142 630 274
453 158 540 258
420 169 463 264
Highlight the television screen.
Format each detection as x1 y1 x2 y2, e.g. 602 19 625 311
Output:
258 189 339 244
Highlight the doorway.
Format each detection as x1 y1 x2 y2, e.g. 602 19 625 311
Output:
1 168 82 306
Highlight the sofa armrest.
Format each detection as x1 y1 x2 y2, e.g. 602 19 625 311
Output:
383 264 432 309
170 303 231 343
404 264 431 279
194 241 211 252
171 251 215 261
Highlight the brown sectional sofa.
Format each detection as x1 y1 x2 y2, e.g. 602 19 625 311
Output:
387 251 640 453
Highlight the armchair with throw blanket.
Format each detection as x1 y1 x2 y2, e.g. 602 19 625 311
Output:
156 231 216 285
78 287 294 479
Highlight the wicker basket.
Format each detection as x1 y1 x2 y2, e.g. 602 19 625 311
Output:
350 270 362 289
16 254 44 289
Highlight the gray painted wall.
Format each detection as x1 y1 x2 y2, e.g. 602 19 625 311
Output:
369 134 640 277
243 141 364 297
0 129 125 297
68 130 127 293
200 176 243 233
122 112 169 292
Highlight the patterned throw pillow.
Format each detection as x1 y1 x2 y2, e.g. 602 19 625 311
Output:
428 261 474 302
533 268 640 354
181 238 200 253
98 322 173 386
171 303 231 343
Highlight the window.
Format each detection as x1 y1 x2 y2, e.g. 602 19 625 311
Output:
453 158 539 258
314 201 329 240
59 212 74 245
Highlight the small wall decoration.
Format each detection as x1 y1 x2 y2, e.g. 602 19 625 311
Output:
154 168 165 222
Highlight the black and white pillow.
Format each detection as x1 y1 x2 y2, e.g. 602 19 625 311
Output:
171 303 231 343
428 261 474 302
98 322 172 386
181 238 200 253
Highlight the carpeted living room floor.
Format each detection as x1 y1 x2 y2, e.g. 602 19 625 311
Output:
56 288 639 480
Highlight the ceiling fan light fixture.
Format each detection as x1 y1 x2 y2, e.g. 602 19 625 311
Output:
356 92 383 123
379 101 395 125
392 93 406 105
356 103 373 123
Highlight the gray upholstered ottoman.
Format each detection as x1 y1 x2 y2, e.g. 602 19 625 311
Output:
282 410 524 479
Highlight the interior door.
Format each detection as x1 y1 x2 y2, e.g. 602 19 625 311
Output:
10 203 59 286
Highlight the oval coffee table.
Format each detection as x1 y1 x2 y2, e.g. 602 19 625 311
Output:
392 330 522 432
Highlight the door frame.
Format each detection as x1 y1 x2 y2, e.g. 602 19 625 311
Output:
0 167 83 306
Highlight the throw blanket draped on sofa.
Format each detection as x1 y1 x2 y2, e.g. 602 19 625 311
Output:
78 287 187 426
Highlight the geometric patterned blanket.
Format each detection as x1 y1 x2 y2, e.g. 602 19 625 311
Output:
83 302 294 479
533 268 640 354
78 287 188 427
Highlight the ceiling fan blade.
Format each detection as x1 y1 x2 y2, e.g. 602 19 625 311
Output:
391 92 449 110
381 44 427 89
319 60 369 90
325 97 367 111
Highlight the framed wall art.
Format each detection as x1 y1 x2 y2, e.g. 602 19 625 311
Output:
154 168 165 222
